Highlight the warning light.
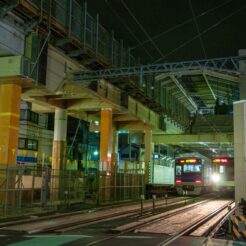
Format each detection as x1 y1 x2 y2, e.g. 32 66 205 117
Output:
212 158 228 164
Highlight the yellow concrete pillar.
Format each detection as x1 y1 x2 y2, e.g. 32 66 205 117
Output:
99 108 113 172
0 84 21 165
0 83 21 206
99 109 113 203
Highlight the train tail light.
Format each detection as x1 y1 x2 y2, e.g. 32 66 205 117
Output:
176 179 182 183
195 180 202 184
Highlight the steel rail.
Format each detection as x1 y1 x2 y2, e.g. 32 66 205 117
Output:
81 199 217 246
201 202 236 245
36 197 195 234
0 197 192 234
158 200 234 246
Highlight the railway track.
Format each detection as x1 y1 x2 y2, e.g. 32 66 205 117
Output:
157 200 234 246
0 196 232 246
0 196 194 234
85 199 233 246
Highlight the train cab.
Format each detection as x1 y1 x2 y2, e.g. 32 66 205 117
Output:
211 157 234 193
175 157 211 195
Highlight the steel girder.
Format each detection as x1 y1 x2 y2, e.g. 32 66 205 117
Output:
73 56 246 81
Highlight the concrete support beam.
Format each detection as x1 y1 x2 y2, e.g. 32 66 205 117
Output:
67 98 109 111
113 114 138 122
153 133 233 145
233 100 246 203
117 121 152 131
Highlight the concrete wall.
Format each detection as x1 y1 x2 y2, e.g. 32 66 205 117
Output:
0 21 24 55
46 46 86 92
233 100 246 202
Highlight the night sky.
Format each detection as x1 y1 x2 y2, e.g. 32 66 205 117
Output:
86 0 246 64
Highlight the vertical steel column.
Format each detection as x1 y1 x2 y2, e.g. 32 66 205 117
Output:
83 2 87 49
95 14 99 56
49 0 52 29
111 30 114 66
139 66 143 88
157 80 161 104
128 48 131 66
160 85 164 108
120 39 123 66
67 0 73 37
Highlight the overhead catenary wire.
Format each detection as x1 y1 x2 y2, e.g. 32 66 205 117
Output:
104 0 154 60
188 0 207 59
154 2 246 63
121 0 165 61
117 0 234 134
130 0 233 51
188 0 220 134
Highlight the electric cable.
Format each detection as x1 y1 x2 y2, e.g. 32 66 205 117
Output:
121 0 164 60
154 3 246 63
104 0 154 60
189 0 207 59
131 0 232 51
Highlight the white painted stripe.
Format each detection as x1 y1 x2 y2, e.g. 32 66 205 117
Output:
117 235 154 239
25 235 92 238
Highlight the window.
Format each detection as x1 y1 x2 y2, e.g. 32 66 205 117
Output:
183 164 202 173
20 109 39 124
20 109 28 120
27 139 38 151
219 165 225 174
30 112 39 124
18 138 26 149
18 138 38 151
176 165 182 175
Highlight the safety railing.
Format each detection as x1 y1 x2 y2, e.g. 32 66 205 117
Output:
0 164 144 218
23 0 137 68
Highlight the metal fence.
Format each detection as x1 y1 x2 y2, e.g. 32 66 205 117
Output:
0 165 144 218
26 0 137 67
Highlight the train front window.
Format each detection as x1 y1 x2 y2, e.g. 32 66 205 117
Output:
219 165 225 174
176 165 182 175
183 164 201 173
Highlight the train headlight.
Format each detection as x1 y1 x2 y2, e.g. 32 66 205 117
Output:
212 173 220 182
